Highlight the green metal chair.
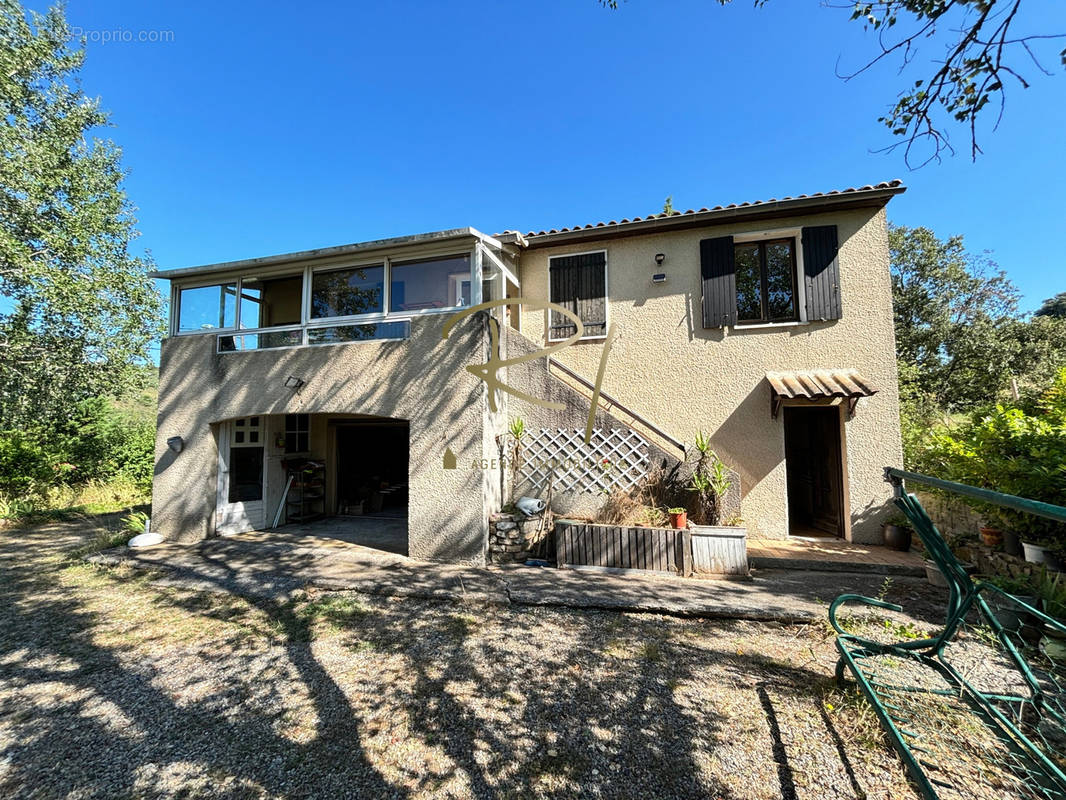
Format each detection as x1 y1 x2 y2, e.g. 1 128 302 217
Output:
830 468 1066 799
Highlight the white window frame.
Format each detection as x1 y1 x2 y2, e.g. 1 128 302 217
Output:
546 248 609 343
167 244 484 352
730 227 808 329
230 416 262 446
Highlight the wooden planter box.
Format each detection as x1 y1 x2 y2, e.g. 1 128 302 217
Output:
555 521 749 576
689 525 748 575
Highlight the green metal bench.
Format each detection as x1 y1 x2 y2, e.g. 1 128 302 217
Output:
830 468 1066 799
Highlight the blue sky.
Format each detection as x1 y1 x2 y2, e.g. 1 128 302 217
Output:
35 0 1066 312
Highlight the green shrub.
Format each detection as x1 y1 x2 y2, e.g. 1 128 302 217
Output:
926 368 1066 544
0 393 155 505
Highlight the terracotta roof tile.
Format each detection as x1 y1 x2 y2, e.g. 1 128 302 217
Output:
516 180 904 239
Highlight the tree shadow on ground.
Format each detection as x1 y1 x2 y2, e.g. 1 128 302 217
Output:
0 517 917 799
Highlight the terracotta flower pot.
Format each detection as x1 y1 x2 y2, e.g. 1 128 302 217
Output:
669 511 687 530
979 526 1004 548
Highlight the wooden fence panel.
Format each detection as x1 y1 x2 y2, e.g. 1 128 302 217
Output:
557 522 685 574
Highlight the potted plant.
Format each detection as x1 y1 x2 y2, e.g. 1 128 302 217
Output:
882 513 913 552
1022 538 1053 565
667 507 687 529
686 432 747 575
1002 528 1024 558
978 522 1004 548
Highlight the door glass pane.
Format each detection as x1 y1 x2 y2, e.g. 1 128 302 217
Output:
228 446 263 502
734 244 762 322
240 275 303 328
765 241 796 321
178 284 236 332
311 265 384 318
389 254 470 312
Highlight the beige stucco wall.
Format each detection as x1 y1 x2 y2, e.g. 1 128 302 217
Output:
516 207 903 543
152 313 498 563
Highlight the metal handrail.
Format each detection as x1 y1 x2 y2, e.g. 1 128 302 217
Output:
547 356 687 457
884 467 1066 524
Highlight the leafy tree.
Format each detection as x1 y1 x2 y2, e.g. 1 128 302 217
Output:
1036 291 1066 319
0 0 163 432
601 1 1064 166
890 224 1020 410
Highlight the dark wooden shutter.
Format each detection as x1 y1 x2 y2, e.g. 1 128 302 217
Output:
801 225 842 321
700 236 735 328
549 252 606 339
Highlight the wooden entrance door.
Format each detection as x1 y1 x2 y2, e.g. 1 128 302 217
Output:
783 406 844 537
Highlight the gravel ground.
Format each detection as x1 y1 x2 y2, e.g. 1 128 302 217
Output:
0 514 938 800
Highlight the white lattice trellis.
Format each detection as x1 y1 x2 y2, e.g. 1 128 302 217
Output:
517 428 650 494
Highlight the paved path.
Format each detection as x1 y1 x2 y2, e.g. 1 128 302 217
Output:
89 531 945 624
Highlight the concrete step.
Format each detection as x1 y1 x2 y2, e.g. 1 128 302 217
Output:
749 555 926 578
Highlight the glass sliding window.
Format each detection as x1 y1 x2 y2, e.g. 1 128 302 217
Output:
389 254 471 312
239 274 303 328
218 329 303 352
311 265 384 319
177 283 237 332
306 320 410 345
733 238 797 325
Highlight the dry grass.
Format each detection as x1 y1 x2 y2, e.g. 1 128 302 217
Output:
0 514 930 799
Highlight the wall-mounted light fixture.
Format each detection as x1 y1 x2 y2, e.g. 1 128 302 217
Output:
166 436 184 453
284 375 305 390
652 253 667 284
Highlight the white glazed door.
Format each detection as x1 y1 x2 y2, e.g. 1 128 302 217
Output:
216 417 266 535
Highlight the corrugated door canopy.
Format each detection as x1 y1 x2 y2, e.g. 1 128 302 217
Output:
766 369 879 400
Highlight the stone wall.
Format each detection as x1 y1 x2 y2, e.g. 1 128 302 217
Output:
487 511 549 564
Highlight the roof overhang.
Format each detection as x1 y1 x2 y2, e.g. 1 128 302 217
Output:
522 182 906 249
151 227 503 282
767 369 879 419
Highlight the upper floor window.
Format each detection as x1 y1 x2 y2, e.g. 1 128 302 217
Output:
171 244 485 349
240 274 303 328
700 225 841 329
390 254 471 312
548 251 607 341
177 283 237 332
311 265 384 319
734 239 797 325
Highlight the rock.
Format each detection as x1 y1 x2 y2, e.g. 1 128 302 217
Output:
490 513 515 523
496 521 517 532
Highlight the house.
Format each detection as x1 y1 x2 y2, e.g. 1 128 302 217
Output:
150 181 905 564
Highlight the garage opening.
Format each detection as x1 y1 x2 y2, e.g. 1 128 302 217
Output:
330 417 409 554
783 405 844 538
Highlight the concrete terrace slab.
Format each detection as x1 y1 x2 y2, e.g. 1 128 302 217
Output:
747 537 926 577
89 529 945 624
